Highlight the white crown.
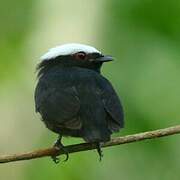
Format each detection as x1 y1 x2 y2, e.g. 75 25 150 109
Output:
40 43 101 61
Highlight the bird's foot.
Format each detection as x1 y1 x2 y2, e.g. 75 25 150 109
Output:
96 142 103 161
51 136 69 164
51 153 60 164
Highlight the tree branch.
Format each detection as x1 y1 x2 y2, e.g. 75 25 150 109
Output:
0 125 180 164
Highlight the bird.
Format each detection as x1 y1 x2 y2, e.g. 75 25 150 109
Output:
35 43 124 163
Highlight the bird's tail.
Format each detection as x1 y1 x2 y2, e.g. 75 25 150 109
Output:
83 128 111 143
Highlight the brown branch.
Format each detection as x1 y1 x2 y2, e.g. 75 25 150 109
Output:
0 125 180 164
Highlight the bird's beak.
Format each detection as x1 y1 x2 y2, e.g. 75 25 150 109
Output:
94 55 114 62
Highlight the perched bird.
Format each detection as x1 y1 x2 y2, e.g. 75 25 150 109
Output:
35 43 124 162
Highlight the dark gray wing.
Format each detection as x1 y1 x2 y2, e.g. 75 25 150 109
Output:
35 81 81 129
99 77 124 132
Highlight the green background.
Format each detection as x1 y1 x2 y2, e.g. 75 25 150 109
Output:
0 0 180 179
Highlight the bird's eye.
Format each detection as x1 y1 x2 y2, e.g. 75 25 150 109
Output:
75 52 86 60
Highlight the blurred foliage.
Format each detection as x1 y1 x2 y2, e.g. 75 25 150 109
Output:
0 0 180 180
99 0 180 179
0 0 34 81
101 0 180 129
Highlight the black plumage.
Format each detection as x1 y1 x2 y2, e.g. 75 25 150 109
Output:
35 45 124 162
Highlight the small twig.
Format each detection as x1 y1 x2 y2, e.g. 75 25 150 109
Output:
0 125 180 164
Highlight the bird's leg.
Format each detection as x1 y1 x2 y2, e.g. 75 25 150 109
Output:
96 142 103 161
51 135 69 163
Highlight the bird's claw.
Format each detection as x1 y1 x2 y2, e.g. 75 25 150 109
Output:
52 155 60 164
51 137 70 163
63 149 69 162
96 142 103 161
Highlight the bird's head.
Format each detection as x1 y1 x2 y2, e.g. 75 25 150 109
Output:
37 43 113 76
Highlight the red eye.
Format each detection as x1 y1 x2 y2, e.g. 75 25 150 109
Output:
75 52 86 60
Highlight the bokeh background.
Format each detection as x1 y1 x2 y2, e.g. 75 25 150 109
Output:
0 0 180 179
